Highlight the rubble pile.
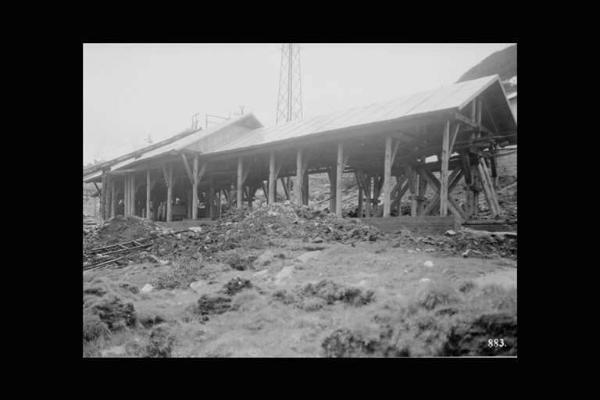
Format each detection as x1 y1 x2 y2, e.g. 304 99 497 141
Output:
393 228 516 259
88 203 382 268
85 216 163 248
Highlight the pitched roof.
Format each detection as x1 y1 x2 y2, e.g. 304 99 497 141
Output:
83 113 262 181
207 75 514 156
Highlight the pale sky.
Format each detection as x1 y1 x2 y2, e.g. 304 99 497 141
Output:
83 43 513 164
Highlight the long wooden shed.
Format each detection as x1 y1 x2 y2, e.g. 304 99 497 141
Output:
84 75 516 224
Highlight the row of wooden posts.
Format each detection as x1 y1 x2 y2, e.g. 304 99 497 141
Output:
98 116 501 223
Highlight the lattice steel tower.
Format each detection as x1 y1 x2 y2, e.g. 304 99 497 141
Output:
276 44 303 124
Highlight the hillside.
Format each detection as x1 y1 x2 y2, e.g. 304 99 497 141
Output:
457 45 516 93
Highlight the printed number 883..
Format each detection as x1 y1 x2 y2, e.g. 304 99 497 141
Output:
488 338 506 348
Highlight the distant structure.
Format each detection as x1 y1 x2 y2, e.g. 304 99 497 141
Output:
276 44 303 124
507 91 517 121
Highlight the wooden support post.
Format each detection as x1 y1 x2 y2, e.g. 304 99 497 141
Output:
302 172 309 205
328 168 336 213
355 172 363 218
107 175 113 220
186 189 192 219
146 170 151 220
478 159 501 217
122 176 127 217
110 179 116 218
248 185 257 209
296 149 303 205
192 156 198 220
383 136 393 217
166 165 173 222
268 152 276 205
124 175 129 217
100 173 107 221
406 167 418 217
208 178 215 218
440 120 451 216
336 143 343 217
280 177 290 200
237 157 243 209
364 174 372 217
131 174 136 216
417 174 428 215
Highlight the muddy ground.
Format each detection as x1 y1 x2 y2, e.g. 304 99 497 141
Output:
83 205 516 358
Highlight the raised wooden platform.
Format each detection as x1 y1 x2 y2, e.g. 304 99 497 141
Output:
359 216 460 235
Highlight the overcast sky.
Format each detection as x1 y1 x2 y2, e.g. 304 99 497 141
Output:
83 43 513 164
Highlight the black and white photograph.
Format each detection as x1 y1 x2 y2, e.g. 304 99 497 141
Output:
83 43 517 358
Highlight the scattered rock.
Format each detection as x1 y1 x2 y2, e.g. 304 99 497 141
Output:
423 260 434 268
221 277 253 296
141 284 154 294
445 230 457 236
312 237 324 243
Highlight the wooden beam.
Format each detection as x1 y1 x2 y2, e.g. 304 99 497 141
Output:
383 136 393 217
161 165 169 187
100 173 107 221
166 165 173 222
208 178 215 218
110 179 116 218
449 123 460 154
328 167 336 213
355 172 363 217
181 154 194 185
440 120 450 216
417 172 428 215
131 174 136 217
296 149 303 205
478 159 500 217
146 170 151 220
454 112 494 136
302 171 309 205
406 166 418 217
192 156 198 220
268 152 276 204
421 168 463 216
237 157 243 209
336 143 343 217
280 177 290 200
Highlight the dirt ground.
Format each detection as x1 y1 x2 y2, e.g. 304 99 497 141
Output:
83 224 516 357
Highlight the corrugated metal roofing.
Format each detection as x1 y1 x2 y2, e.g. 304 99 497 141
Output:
209 75 503 155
